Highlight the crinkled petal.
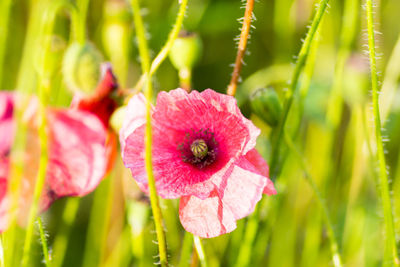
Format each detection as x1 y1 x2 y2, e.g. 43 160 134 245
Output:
120 93 148 152
179 190 236 238
179 160 268 238
243 149 276 195
45 109 108 199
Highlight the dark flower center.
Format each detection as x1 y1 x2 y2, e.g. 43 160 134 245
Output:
178 128 218 169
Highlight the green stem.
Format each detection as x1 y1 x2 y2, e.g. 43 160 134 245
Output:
234 206 261 267
132 0 189 93
0 235 4 267
365 0 399 265
21 81 49 267
20 1 78 265
193 236 208 267
76 0 89 43
131 0 168 266
179 68 192 92
37 217 50 267
270 0 331 179
380 32 400 124
0 0 12 88
51 197 80 267
284 132 343 267
326 0 358 128
179 232 193 267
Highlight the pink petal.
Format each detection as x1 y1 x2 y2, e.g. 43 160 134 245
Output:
179 160 268 238
243 149 276 195
122 89 263 199
46 108 108 198
179 190 236 238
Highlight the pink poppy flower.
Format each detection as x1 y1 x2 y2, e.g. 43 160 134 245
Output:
0 64 119 232
121 88 276 238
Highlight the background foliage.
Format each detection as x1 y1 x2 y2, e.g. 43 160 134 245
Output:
2 0 400 266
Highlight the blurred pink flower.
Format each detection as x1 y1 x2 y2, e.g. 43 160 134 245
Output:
121 88 276 238
0 64 119 232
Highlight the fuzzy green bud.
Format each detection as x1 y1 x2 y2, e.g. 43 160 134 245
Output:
250 87 283 127
62 42 104 96
169 31 203 71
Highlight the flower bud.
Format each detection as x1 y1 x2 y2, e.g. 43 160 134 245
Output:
110 105 126 132
250 88 282 127
102 0 132 80
62 42 104 96
169 31 203 71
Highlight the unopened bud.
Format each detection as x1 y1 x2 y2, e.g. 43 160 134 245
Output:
169 31 202 71
62 42 104 96
102 0 132 68
110 105 126 133
250 88 282 127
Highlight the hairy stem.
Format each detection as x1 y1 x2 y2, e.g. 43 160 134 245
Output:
132 0 189 93
227 0 255 96
37 217 50 267
365 0 399 265
20 1 79 265
270 0 331 179
131 0 168 266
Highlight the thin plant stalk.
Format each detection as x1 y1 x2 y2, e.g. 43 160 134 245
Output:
284 132 343 267
132 0 189 93
365 0 399 265
76 0 90 44
179 232 194 267
179 68 192 92
326 0 359 129
269 0 331 178
227 0 255 96
20 2 80 265
82 177 114 267
51 197 80 267
193 236 208 267
21 76 49 267
37 217 50 267
380 32 400 123
0 235 4 267
0 0 13 88
131 0 168 265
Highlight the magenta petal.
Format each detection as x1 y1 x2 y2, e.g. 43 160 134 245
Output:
154 89 260 158
46 108 108 198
